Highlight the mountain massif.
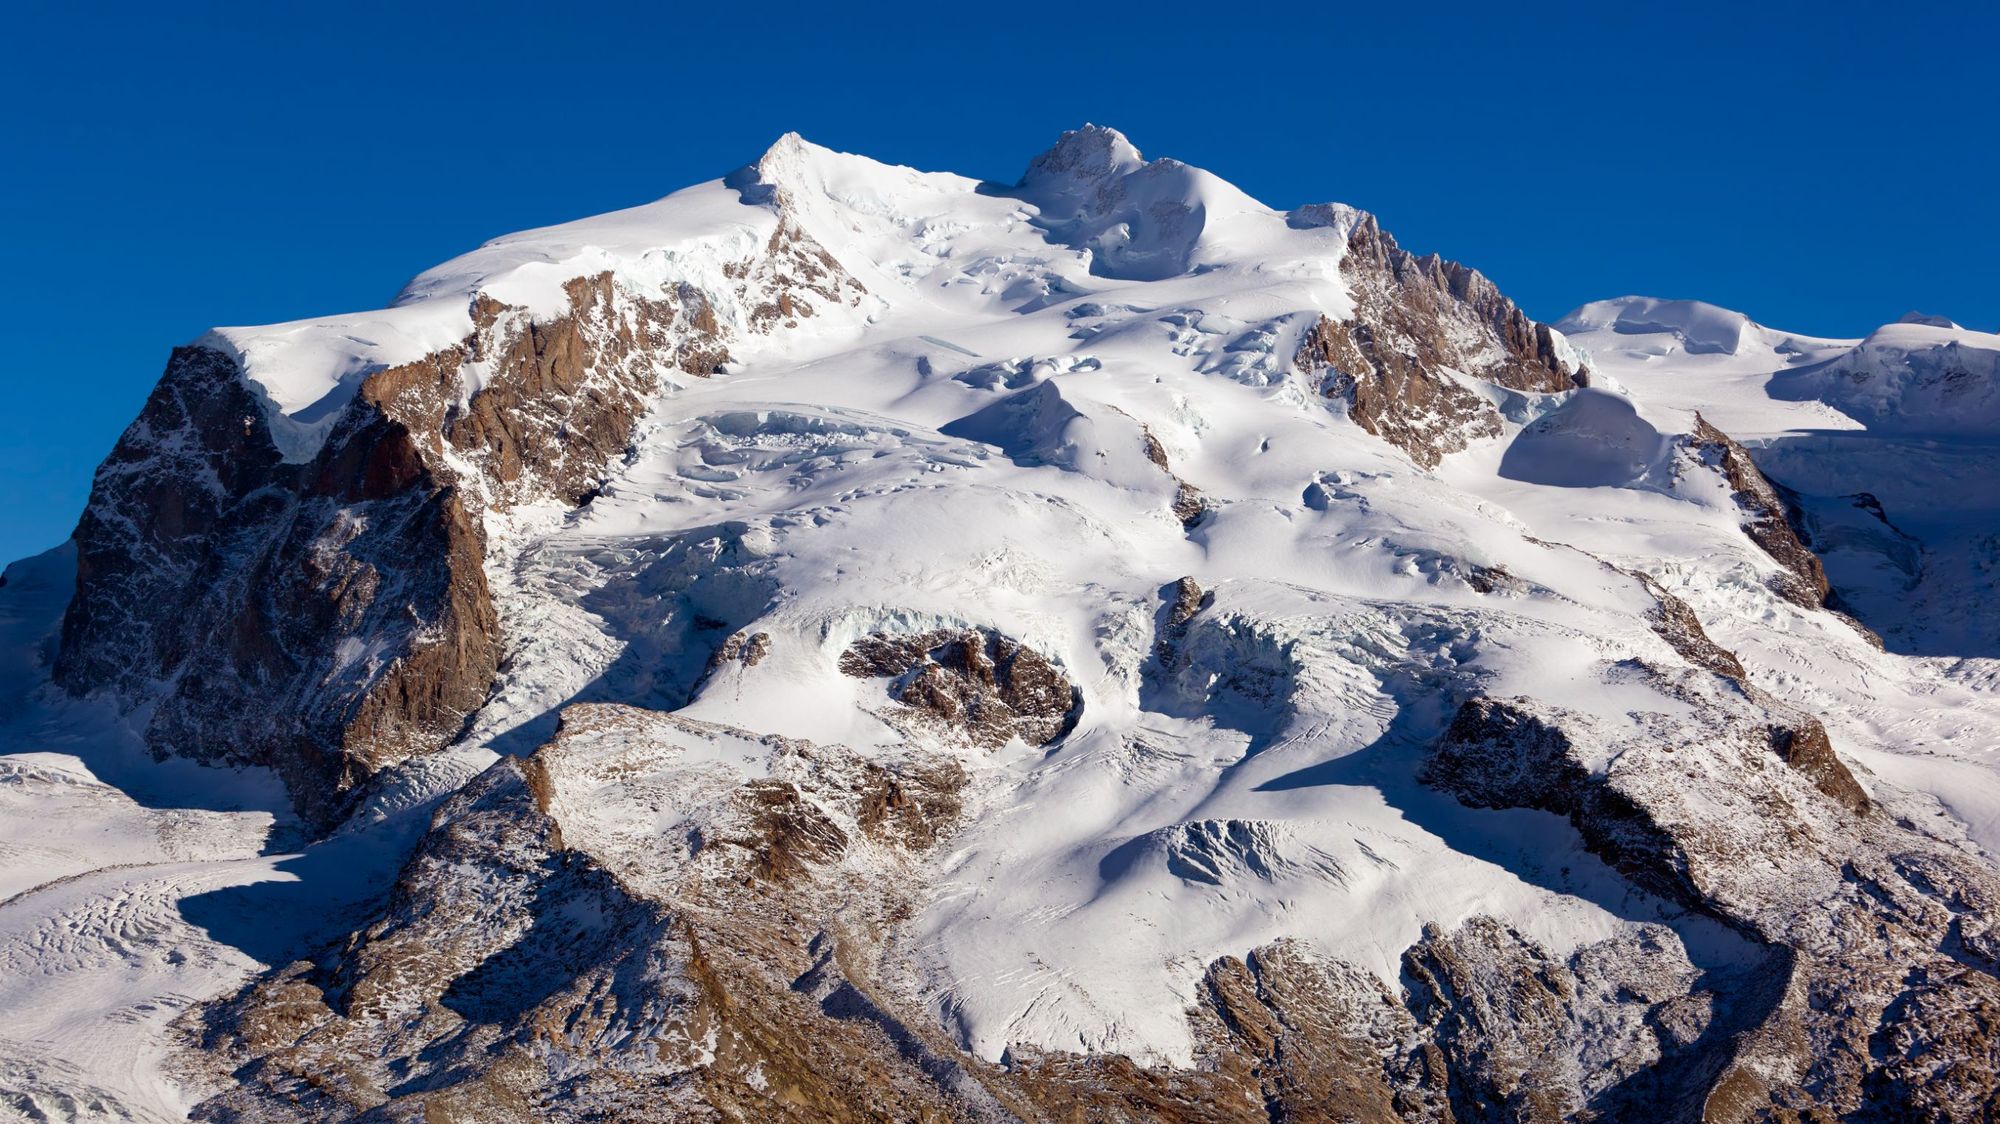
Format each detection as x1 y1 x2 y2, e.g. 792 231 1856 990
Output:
4 127 2000 1122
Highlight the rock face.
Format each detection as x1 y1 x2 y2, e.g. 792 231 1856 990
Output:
1631 569 1750 681
55 182 860 826
1686 415 1830 608
166 706 1720 1123
1140 425 1209 528
58 345 504 826
188 705 986 1122
1400 918 1734 1123
189 690 1949 1123
1425 677 2000 1121
1292 210 1589 468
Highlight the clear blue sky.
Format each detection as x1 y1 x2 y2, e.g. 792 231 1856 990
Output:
3 0 1994 563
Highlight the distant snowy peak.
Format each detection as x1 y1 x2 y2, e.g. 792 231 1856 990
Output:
1780 319 2000 435
1019 122 1147 188
1555 296 1812 358
37 121 2000 1123
193 124 1572 465
1014 123 1280 280
1897 310 1963 329
1562 296 2000 437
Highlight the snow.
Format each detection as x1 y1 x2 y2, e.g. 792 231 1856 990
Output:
1775 320 2000 435
199 159 782 462
1554 296 1863 439
7 130 2000 1113
1497 387 1672 488
434 144 1788 1065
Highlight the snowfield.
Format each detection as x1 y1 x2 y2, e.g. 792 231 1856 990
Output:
4 127 1999 1119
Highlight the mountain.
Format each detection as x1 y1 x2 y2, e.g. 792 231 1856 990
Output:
3 127 2000 1122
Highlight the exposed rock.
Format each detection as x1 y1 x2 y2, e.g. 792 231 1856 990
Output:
1423 697 1695 907
1685 418 1887 646
1686 415 1830 609
44 131 2000 1122
187 705 1006 1123
1767 716 1871 814
1629 568 1750 681
1424 680 2000 1121
855 759 967 851
185 684 2000 1122
1011 940 1446 1123
195 702 1464 1124
1170 481 1208 528
839 628 1081 749
1300 314 1501 470
1165 576 1207 628
710 629 774 674
1140 423 1209 528
446 273 729 507
57 346 501 827
1153 575 1211 672
1336 212 1583 396
753 215 869 326
1293 211 1588 469
1464 563 1524 595
701 776 851 884
1403 918 1737 1123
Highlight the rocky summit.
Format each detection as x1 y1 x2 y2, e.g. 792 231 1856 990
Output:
5 126 2000 1122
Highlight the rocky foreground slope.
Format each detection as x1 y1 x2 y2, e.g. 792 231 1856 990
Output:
8 127 2000 1122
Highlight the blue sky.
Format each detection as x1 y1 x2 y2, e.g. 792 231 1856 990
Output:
3 0 1994 563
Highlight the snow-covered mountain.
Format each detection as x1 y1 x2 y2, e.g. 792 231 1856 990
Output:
5 126 2000 1122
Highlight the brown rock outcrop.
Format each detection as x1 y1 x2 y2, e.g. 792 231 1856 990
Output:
186 707 1457 1122
57 346 501 826
1626 568 1750 682
1686 415 1829 609
1293 212 1588 469
1299 314 1502 470
840 628 1081 749
1766 716 1870 815
1141 424 1209 528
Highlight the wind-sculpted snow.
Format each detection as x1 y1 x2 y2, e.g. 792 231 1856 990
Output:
1498 388 1671 488
1777 320 2000 435
9 127 2000 1119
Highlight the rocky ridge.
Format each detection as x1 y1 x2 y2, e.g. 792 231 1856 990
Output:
55 155 865 826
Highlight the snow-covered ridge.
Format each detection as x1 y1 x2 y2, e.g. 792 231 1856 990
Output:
193 126 1390 462
1556 295 1853 360
1778 319 2000 435
1559 294 2000 439
195 177 778 460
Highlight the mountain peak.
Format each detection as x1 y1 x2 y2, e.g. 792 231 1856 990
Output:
1020 123 1146 189
1556 295 1766 356
1897 310 1963 329
731 130 840 206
